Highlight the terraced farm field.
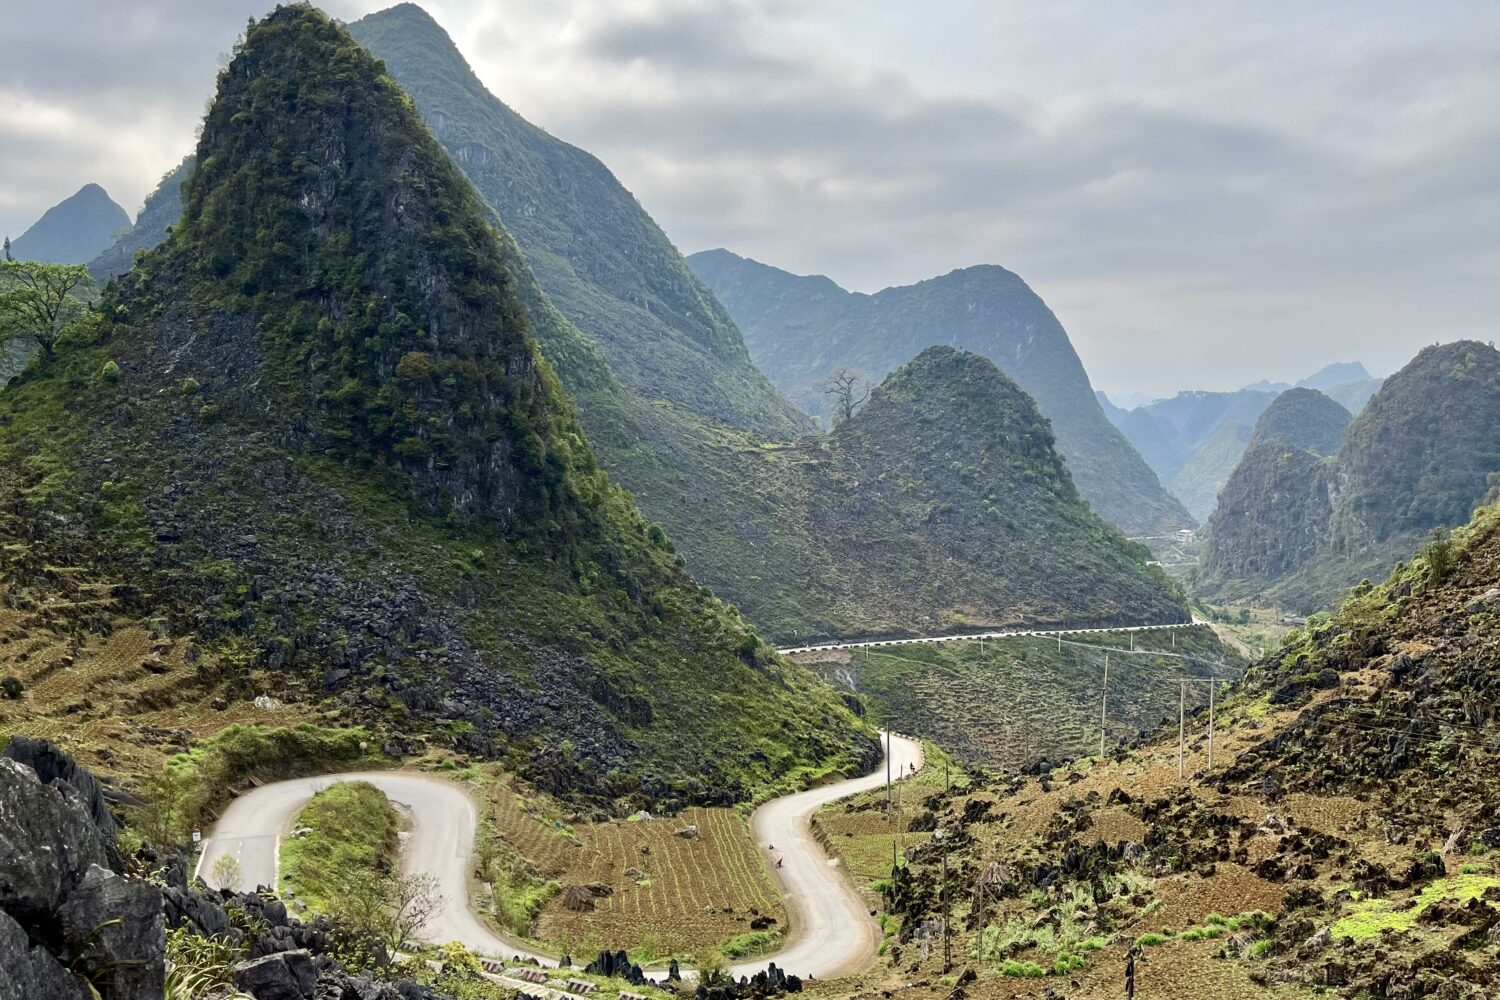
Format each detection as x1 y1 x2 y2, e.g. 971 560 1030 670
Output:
793 628 1242 769
476 775 785 959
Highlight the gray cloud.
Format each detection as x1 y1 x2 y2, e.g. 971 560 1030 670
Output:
3 0 1497 397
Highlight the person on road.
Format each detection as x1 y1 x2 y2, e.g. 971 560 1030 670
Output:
1125 945 1139 999
776 857 783 868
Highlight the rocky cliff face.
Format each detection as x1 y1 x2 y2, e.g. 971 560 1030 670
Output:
0 737 466 1000
1328 341 1500 554
0 739 162 1000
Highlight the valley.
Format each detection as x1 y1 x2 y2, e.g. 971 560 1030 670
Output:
2 3 1497 1000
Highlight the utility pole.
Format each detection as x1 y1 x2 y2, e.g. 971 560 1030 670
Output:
1129 631 1135 651
1208 682 1216 770
937 829 951 973
1178 681 1186 779
1099 652 1110 759
886 729 892 804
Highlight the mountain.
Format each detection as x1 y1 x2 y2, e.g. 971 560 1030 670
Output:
347 8 807 441
1188 388 1350 574
88 157 193 282
9 183 129 264
1328 341 1500 553
1094 389 1128 424
1196 436 1336 598
1167 419 1253 523
1199 345 1500 608
0 5 876 807
1324 377 1385 415
686 249 1193 535
1295 359 1371 391
72 4 1185 646
1247 386 1350 454
1122 389 1278 476
868 499 1500 997
771 346 1186 635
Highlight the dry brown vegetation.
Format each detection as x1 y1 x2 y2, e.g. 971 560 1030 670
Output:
475 772 785 959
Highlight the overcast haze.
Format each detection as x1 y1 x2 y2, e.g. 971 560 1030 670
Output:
4 1 1497 398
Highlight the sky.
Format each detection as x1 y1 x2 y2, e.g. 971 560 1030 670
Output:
3 1 1498 399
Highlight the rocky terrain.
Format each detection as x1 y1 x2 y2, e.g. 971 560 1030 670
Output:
687 249 1192 536
828 498 1500 999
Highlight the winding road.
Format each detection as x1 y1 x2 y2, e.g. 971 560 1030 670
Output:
198 734 924 980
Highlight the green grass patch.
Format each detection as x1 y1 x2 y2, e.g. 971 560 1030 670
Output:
720 930 783 959
1332 874 1500 941
280 781 399 914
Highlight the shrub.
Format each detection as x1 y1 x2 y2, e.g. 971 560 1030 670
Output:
1423 526 1456 583
1000 960 1047 978
99 359 121 383
0 675 22 699
394 351 437 382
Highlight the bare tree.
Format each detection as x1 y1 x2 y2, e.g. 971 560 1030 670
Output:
210 854 243 892
333 868 443 954
822 368 870 426
0 259 92 359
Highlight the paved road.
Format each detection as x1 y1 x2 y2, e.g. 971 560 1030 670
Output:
198 733 925 981
776 619 1206 655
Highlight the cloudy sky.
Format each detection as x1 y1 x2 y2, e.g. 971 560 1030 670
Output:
4 1 1498 399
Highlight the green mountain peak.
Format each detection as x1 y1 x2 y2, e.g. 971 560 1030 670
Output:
1 3 875 806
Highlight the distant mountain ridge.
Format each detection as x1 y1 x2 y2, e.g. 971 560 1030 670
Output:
10 183 129 264
688 248 1193 535
1103 363 1381 522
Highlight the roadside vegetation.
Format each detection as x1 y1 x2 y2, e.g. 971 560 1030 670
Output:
279 781 441 955
280 781 401 914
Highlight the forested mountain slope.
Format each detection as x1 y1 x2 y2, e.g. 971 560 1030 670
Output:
1247 386 1349 454
1200 344 1500 609
0 5 876 807
714 348 1188 641
71 3 1187 647
688 248 1192 535
88 157 193 283
347 5 807 440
